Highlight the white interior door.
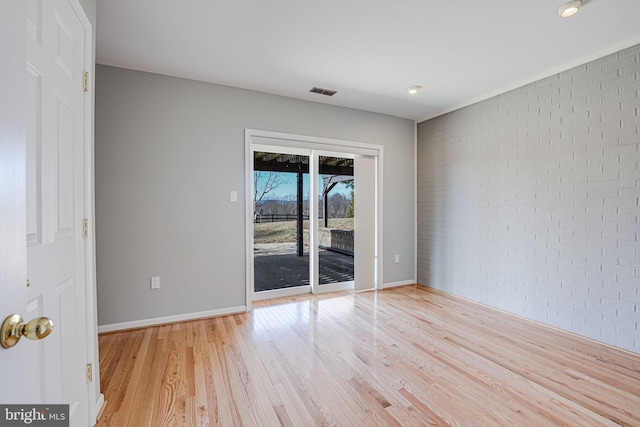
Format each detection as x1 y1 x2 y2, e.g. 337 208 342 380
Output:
0 0 38 403
354 155 377 291
26 0 90 425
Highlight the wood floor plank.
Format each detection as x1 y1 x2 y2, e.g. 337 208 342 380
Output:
109 328 154 426
97 286 640 426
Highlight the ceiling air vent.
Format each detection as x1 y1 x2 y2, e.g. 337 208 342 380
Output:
310 87 337 97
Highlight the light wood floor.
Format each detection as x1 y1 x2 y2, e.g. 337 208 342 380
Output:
97 285 640 426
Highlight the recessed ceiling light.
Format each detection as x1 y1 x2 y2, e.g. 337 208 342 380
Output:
558 0 583 18
408 85 422 95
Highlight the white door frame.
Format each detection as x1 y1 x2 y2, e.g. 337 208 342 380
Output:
60 2 103 420
245 129 384 310
76 0 103 418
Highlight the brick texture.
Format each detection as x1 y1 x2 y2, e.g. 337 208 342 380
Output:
417 44 640 353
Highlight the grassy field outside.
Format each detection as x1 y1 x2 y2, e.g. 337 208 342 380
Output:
254 218 354 244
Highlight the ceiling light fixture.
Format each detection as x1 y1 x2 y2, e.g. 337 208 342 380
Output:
408 85 422 95
557 0 583 18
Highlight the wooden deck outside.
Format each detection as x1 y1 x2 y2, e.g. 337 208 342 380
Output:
97 285 640 426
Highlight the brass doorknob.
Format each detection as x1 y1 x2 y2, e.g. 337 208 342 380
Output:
1 314 54 349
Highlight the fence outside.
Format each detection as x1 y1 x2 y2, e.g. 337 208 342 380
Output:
254 213 310 223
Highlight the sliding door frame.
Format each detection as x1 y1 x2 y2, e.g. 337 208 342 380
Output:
245 129 384 311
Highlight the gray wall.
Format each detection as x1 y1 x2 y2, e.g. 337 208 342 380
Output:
79 0 95 25
417 45 640 353
95 65 415 326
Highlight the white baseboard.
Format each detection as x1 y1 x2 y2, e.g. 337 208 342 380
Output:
95 393 105 423
382 280 415 289
97 306 247 333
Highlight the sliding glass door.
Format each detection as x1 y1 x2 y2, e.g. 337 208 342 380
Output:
253 148 310 296
315 154 355 292
248 133 380 302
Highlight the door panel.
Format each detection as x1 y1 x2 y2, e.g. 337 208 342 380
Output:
317 155 355 288
26 0 89 425
253 150 311 294
26 64 43 246
354 155 376 291
0 0 37 404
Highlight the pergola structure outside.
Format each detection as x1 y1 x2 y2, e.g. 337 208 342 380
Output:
254 152 354 256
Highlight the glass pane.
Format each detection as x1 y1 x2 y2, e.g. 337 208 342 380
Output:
318 156 354 285
253 151 310 292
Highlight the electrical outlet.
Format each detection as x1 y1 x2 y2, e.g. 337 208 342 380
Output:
394 255 400 264
151 276 160 289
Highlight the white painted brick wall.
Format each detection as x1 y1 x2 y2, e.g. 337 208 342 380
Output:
417 44 640 354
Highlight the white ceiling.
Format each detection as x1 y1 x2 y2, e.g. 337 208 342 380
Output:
96 0 640 121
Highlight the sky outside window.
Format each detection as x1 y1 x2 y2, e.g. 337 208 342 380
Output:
255 172 352 200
